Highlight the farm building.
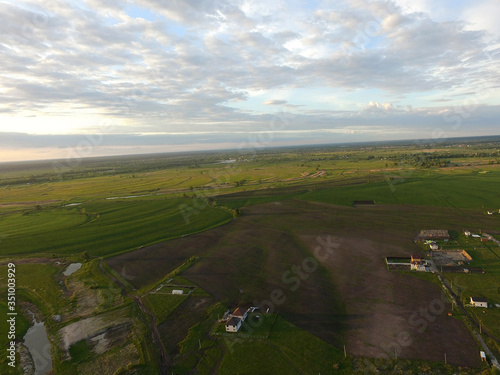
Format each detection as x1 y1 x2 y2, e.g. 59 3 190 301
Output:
470 297 488 308
410 254 427 271
411 254 424 262
429 242 439 250
232 307 248 321
172 290 184 295
416 230 450 241
225 317 242 332
464 230 471 237
353 200 375 206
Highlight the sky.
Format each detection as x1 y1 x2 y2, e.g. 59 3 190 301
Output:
1 0 500 162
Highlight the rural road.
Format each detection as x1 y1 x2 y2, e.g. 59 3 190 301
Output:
428 259 500 370
483 233 500 247
98 259 169 374
473 331 500 369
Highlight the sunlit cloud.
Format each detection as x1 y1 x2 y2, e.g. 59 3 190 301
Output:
1 0 499 161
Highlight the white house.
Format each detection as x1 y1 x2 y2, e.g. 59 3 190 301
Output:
470 297 488 308
172 290 184 295
225 317 242 332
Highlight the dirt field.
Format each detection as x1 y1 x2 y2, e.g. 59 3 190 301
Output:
106 231 226 289
433 250 470 266
108 199 488 367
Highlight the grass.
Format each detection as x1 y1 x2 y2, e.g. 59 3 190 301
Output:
142 293 187 325
219 338 302 375
218 314 351 374
437 234 500 339
269 315 350 374
69 339 92 363
0 263 67 314
0 301 31 374
300 172 500 209
172 303 226 374
0 198 233 257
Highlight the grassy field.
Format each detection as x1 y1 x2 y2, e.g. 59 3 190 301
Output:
216 313 350 374
0 262 68 314
142 293 187 325
0 198 232 256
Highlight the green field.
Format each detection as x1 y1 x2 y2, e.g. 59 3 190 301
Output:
0 198 232 256
142 293 187 325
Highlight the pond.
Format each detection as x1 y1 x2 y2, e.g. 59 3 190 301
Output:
23 317 52 375
63 263 82 276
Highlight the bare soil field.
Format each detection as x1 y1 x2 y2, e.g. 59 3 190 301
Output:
303 234 478 366
433 250 470 266
108 199 493 367
106 230 225 289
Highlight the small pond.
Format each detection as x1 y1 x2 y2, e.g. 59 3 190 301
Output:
63 263 82 277
23 316 52 375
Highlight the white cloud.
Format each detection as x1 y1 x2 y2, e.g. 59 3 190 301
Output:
0 0 499 159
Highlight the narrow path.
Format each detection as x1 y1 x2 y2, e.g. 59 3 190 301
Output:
211 341 226 375
473 331 500 369
484 233 500 247
99 259 169 374
483 233 500 259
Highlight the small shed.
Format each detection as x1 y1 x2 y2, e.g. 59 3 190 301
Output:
470 297 488 308
464 230 471 237
225 317 242 332
429 242 439 251
480 351 487 361
417 230 450 240
172 290 184 295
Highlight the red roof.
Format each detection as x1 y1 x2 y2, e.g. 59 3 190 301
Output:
232 307 246 317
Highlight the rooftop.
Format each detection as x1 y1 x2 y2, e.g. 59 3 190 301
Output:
232 307 247 317
226 317 241 326
471 297 488 303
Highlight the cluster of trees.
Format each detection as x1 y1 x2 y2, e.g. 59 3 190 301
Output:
388 153 450 168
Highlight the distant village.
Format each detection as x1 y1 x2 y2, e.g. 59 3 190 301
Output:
386 229 490 307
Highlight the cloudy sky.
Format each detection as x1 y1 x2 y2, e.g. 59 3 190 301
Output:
1 0 500 161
